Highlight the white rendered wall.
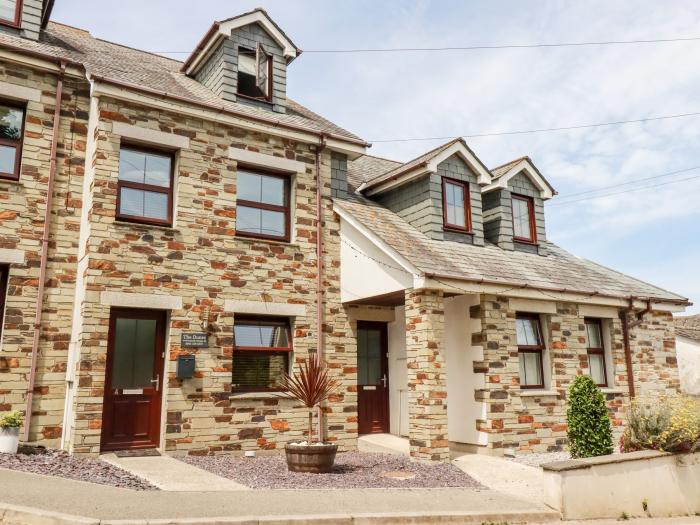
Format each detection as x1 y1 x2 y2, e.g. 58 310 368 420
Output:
677 336 700 395
444 295 487 445
388 306 409 436
339 218 412 303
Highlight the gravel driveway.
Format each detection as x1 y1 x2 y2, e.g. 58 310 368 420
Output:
181 452 484 490
0 449 156 490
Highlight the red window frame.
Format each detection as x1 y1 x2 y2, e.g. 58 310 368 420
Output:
232 316 292 392
585 318 608 387
0 265 8 342
442 177 472 233
116 144 175 227
235 168 291 242
0 99 25 181
516 313 546 389
236 45 273 103
512 194 538 244
0 0 21 28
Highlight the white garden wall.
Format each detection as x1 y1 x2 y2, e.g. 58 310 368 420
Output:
543 451 700 519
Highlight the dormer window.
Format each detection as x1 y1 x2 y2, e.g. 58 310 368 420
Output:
0 0 20 27
442 178 472 233
512 194 537 244
237 44 272 101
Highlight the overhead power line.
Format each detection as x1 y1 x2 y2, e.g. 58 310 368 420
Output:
548 172 700 206
152 35 700 55
369 111 700 143
553 165 700 201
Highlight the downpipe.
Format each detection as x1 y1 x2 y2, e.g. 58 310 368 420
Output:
23 61 66 441
619 298 652 399
315 134 327 442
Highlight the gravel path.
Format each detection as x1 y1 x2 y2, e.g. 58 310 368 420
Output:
181 452 484 490
508 451 571 468
0 449 156 490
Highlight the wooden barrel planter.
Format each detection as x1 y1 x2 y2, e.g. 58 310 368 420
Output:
285 443 338 473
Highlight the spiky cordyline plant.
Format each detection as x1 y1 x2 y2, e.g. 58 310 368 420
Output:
281 353 338 444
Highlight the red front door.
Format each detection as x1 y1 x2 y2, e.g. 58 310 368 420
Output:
100 308 166 451
357 321 389 434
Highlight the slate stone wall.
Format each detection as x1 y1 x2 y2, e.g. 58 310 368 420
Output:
473 296 678 454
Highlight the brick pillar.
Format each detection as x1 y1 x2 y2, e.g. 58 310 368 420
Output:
405 289 449 462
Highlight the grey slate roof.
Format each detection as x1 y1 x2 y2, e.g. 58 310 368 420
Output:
347 155 402 189
491 156 530 178
335 194 688 304
0 22 365 144
675 315 700 342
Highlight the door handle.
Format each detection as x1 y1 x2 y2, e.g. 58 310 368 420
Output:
380 374 387 388
151 374 160 391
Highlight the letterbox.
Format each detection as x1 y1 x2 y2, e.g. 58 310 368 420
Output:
177 354 196 379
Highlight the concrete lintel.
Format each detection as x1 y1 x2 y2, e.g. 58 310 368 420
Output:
112 121 190 149
229 147 306 173
508 298 556 314
347 306 396 322
0 83 41 102
224 299 306 317
578 304 619 318
101 291 182 310
0 248 25 264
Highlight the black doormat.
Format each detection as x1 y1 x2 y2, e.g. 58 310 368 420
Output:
113 449 161 458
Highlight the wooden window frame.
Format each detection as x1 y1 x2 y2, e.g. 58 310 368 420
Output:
232 316 292 393
236 46 273 103
516 313 546 389
116 144 175 227
0 0 21 28
442 177 473 233
0 265 7 342
512 194 538 244
585 318 608 387
235 168 291 242
0 99 25 181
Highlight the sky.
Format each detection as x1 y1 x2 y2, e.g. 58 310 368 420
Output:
52 1 700 314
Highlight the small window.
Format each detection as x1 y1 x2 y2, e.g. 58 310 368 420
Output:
235 169 290 241
0 265 8 342
442 178 472 232
516 313 545 389
232 317 292 391
117 146 174 226
512 194 537 243
585 318 608 387
0 101 25 180
237 44 272 101
0 0 20 27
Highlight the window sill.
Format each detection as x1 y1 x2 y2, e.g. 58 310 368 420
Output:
234 234 298 248
0 177 22 186
518 389 559 397
113 220 180 233
230 392 293 400
444 227 474 235
513 238 540 247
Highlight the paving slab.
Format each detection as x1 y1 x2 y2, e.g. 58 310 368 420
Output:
101 453 248 491
0 467 555 523
357 434 409 456
452 452 544 504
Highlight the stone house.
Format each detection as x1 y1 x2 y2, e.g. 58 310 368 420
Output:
0 1 689 460
675 315 700 395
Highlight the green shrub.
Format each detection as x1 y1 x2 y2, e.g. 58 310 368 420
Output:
566 375 613 458
621 394 700 453
0 411 23 429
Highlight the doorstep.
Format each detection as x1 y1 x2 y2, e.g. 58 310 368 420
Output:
101 452 249 491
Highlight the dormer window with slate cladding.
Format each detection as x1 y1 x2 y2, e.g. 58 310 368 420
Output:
0 0 53 39
182 8 301 114
482 156 556 255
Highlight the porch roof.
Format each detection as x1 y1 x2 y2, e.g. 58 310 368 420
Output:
334 196 689 306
